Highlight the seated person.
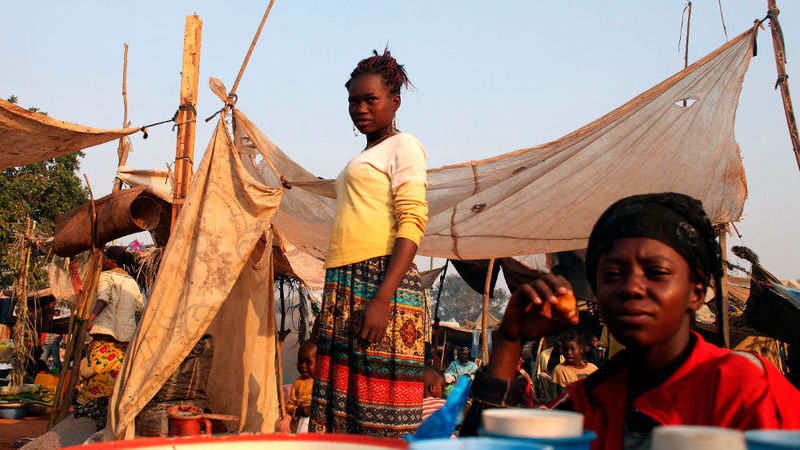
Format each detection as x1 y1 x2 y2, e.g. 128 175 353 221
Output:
463 193 800 449
551 329 597 398
422 366 447 422
286 341 316 433
445 347 478 382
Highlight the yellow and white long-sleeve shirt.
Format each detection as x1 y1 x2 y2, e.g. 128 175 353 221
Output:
325 133 428 269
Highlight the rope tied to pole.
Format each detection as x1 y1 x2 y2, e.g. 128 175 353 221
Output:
139 104 199 138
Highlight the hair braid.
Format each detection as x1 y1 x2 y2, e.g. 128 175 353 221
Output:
345 49 412 94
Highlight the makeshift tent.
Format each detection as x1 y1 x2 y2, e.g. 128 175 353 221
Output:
118 27 756 294
232 27 755 277
105 116 283 439
0 98 138 170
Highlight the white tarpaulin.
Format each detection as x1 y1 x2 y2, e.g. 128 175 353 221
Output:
0 97 138 170
237 28 752 262
119 28 754 289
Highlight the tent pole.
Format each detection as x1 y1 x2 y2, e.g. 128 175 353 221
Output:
480 259 495 363
430 260 448 366
439 329 447 370
683 2 692 106
718 225 731 348
112 43 130 193
766 0 800 172
171 15 203 228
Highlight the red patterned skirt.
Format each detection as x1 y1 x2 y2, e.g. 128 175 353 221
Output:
310 255 424 438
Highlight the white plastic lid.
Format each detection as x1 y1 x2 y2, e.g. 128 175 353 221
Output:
481 409 584 438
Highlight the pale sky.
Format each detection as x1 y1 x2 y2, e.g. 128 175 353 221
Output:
2 2 798 280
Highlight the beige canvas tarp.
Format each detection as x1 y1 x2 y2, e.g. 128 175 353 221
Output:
117 28 754 291
237 27 753 264
105 115 283 439
0 98 138 170
116 166 174 203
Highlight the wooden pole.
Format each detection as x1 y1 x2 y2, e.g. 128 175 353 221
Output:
480 259 495 364
50 177 104 428
171 16 203 228
766 0 800 172
112 43 130 193
718 226 730 348
229 0 276 97
683 2 692 106
439 329 447 370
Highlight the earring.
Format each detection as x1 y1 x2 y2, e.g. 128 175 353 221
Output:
392 118 399 133
353 125 359 136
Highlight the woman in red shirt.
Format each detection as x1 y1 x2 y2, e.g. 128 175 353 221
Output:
464 193 800 449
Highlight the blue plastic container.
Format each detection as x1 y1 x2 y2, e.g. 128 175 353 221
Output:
745 430 800 450
0 404 28 419
479 429 597 450
409 437 553 450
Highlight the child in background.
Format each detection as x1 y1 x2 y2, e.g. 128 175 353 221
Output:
552 330 598 397
585 335 605 367
422 366 447 422
287 341 316 433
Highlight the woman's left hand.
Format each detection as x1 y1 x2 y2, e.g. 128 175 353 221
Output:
358 294 391 345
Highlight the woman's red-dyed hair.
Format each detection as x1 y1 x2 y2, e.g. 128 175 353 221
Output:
345 49 412 94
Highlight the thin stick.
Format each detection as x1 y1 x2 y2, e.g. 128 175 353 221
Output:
684 1 692 106
718 226 730 348
766 0 800 172
50 176 104 428
113 43 130 193
717 0 729 42
439 329 447 370
229 0 276 97
480 259 495 363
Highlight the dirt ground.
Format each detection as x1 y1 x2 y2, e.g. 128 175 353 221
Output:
0 416 49 449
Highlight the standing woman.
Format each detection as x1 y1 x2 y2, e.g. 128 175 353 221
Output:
310 50 428 438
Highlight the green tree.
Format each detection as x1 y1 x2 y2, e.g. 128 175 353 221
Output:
431 275 509 324
1 95 89 288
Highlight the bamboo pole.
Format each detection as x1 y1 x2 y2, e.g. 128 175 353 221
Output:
113 43 130 193
766 0 800 172
171 16 203 228
683 2 692 106
439 329 447 371
50 177 104 428
480 259 495 363
718 226 730 348
229 0 276 97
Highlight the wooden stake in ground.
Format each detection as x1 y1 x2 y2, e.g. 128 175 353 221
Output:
718 225 730 348
766 0 800 172
50 177 104 428
479 259 495 363
171 15 203 228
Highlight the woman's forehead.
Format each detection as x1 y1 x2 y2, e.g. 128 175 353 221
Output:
598 237 686 265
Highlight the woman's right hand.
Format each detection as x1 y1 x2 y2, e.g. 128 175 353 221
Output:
496 274 579 342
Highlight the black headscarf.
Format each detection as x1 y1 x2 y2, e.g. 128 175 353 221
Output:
585 193 722 292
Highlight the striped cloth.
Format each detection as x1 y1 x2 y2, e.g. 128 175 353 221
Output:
310 256 425 438
422 397 447 422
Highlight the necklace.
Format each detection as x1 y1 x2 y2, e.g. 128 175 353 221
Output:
363 130 398 151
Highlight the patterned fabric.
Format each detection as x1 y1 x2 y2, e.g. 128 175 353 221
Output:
74 397 109 431
78 339 127 404
310 256 425 438
422 397 447 422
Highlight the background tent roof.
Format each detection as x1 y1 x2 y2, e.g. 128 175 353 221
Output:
0 98 138 170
